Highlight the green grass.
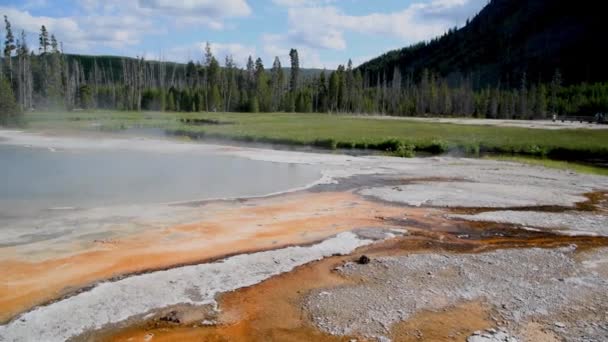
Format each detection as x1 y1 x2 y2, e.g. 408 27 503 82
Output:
24 110 608 161
486 156 608 176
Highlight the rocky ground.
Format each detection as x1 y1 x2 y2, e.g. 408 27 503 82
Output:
1 130 607 341
306 247 608 341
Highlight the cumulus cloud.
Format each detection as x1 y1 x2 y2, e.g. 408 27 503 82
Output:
279 0 485 50
2 0 488 67
76 0 251 29
263 33 334 69
0 6 157 51
272 0 336 6
138 0 251 17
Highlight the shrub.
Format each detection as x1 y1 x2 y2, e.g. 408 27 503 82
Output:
427 139 449 154
0 78 23 126
354 142 368 149
463 143 481 156
337 141 356 149
523 145 548 156
313 138 338 149
394 143 416 158
376 138 402 152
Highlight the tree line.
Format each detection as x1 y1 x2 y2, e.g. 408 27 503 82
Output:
2 15 608 125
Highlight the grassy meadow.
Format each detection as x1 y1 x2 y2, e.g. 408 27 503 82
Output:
25 110 608 162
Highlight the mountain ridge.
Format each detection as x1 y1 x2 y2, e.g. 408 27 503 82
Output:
357 0 604 88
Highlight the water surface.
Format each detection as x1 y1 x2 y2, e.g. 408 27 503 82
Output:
0 145 321 218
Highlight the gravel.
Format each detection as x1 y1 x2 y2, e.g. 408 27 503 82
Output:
305 247 608 341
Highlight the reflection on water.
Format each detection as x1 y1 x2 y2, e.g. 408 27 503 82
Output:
0 145 321 218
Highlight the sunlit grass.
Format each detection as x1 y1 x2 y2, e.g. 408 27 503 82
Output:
487 155 608 176
25 110 608 161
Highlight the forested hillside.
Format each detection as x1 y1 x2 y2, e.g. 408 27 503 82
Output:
2 1 608 122
358 0 604 88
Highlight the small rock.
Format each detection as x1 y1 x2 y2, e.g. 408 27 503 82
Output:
358 255 371 265
467 329 518 342
554 322 566 328
159 310 180 324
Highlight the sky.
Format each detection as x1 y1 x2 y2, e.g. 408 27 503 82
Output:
0 0 487 69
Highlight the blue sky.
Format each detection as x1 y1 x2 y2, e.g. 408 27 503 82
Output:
1 0 487 69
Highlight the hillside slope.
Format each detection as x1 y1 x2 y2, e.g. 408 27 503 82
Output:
64 54 326 82
358 0 604 88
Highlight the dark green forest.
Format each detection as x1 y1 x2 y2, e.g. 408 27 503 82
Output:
2 0 608 123
359 0 604 88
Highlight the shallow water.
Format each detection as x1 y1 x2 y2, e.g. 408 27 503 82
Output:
0 145 321 218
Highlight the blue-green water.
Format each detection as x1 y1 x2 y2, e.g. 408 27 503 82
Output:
0 145 321 216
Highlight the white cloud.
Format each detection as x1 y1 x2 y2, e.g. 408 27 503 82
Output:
278 0 485 50
136 0 250 29
262 34 332 69
138 0 251 17
166 42 256 66
0 6 157 51
272 0 336 6
76 0 251 30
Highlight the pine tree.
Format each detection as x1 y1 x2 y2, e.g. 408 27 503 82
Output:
207 58 221 110
204 42 213 67
316 70 328 112
517 72 528 118
270 56 284 111
345 59 354 112
0 76 22 126
39 25 49 54
328 70 339 112
550 69 562 114
254 58 270 112
224 55 237 111
16 30 33 110
249 95 259 113
202 42 213 111
166 91 175 111
3 16 16 80
50 34 59 53
536 84 548 118
289 48 299 93
387 67 400 114
246 55 255 95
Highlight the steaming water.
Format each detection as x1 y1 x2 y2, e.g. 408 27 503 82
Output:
0 145 321 218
